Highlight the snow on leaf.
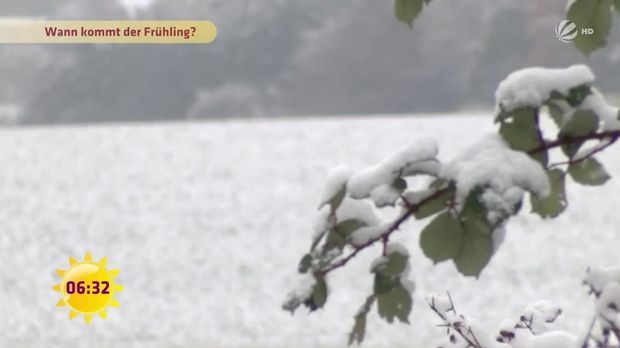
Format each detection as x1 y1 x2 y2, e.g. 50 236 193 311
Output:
442 134 549 212
282 273 317 314
303 275 328 312
495 65 594 113
584 266 620 293
597 282 620 323
318 165 352 210
580 87 620 131
347 138 439 200
324 219 368 251
335 198 381 227
425 293 453 317
373 244 409 276
298 253 313 274
369 178 407 208
349 225 387 247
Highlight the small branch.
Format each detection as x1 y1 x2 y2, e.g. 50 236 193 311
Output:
599 314 620 345
429 294 482 348
550 135 619 168
318 187 451 276
528 130 620 155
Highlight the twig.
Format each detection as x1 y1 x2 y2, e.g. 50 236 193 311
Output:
318 187 451 275
428 294 482 348
528 130 620 155
550 135 619 168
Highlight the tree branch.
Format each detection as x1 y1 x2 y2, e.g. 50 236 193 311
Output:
528 130 620 155
318 187 451 276
551 136 619 168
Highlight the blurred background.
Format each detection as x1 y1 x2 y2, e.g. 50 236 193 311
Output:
1 0 619 125
1 1 620 347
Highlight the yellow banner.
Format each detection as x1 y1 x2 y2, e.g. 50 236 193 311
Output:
0 20 217 44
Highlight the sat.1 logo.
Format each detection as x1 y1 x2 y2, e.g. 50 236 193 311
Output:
52 252 123 323
555 19 594 43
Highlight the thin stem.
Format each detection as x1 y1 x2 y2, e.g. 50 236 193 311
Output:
550 135 619 168
318 187 451 275
429 294 482 348
528 130 620 155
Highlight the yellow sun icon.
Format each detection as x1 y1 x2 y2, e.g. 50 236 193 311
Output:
52 252 123 323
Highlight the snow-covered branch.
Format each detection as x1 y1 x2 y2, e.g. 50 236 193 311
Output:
284 64 620 345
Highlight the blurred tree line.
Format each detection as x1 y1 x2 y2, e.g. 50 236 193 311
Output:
1 0 619 124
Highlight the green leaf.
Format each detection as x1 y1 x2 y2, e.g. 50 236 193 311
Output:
375 251 409 276
567 0 612 56
566 85 592 107
568 157 611 186
324 219 367 251
615 0 620 14
348 295 375 345
376 283 412 324
298 254 312 273
420 211 494 276
321 185 346 211
414 188 452 220
374 273 400 295
420 212 463 263
430 178 448 189
531 169 567 219
499 109 544 164
545 101 566 128
559 110 598 157
348 314 366 346
392 177 407 192
454 218 493 277
304 276 328 311
394 0 424 28
462 188 487 222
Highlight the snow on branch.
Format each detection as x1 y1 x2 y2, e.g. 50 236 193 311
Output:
284 64 620 345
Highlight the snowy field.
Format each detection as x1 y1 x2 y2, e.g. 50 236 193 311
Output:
0 115 619 347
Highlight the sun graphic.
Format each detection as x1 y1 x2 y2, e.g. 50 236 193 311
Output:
52 252 123 323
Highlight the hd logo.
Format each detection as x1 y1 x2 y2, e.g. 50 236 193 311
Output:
555 19 594 43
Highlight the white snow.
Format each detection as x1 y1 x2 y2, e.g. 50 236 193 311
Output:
318 165 352 208
520 331 578 348
385 242 409 257
584 266 620 293
596 282 620 326
349 225 387 246
282 273 317 313
520 301 562 334
580 88 620 131
495 65 595 113
441 134 549 221
334 197 380 226
425 293 454 317
1 115 619 347
369 183 402 208
347 138 439 199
